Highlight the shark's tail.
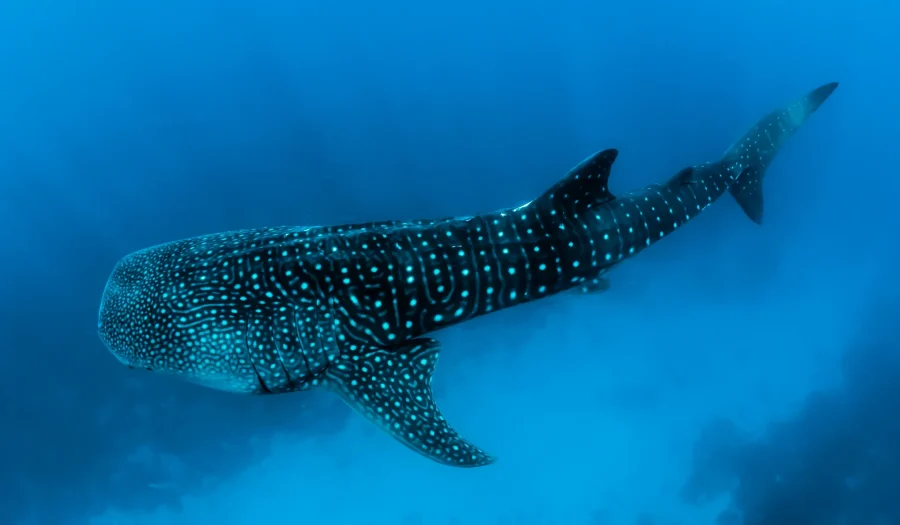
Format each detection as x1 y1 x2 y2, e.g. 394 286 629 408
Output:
724 81 839 224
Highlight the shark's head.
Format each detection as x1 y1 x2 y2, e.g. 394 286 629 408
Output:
98 249 161 371
98 245 260 393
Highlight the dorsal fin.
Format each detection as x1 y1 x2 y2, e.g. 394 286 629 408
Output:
667 166 695 187
537 148 619 214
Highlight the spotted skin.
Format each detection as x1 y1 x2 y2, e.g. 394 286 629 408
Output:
98 82 837 467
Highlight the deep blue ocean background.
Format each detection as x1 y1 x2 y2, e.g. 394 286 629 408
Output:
2 1 899 524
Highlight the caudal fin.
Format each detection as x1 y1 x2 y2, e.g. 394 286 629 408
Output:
725 81 839 224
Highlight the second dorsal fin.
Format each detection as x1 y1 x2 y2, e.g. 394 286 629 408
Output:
667 166 695 187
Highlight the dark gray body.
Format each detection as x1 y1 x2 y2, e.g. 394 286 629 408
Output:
98 82 837 467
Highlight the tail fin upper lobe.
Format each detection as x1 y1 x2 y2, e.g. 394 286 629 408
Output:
726 81 839 224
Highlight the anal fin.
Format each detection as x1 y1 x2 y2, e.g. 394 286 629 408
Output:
577 276 610 294
326 338 494 467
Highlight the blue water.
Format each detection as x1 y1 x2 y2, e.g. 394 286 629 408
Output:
2 1 899 524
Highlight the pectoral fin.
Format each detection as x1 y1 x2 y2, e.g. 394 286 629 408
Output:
327 338 494 467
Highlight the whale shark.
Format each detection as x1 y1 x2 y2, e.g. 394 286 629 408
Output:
98 81 838 467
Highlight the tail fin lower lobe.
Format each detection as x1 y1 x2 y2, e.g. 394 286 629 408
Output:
725 81 839 224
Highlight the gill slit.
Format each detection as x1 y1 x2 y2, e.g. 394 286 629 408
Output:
270 311 294 390
246 317 271 394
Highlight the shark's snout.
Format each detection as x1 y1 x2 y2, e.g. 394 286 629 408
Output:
97 275 117 346
97 252 154 368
